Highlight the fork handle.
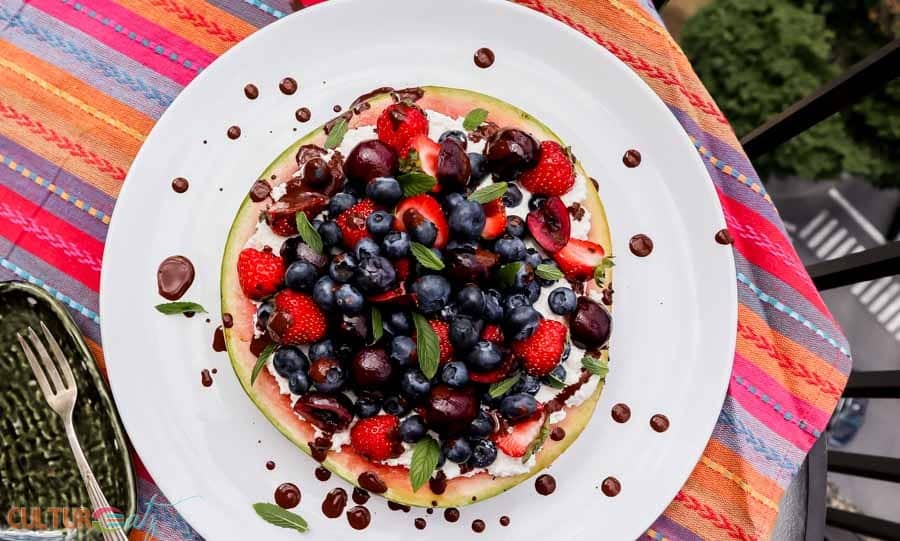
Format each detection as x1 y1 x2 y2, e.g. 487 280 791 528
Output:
64 420 129 541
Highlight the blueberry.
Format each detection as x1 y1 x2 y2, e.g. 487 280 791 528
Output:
382 231 410 258
466 341 503 372
469 410 496 438
525 281 541 303
504 305 540 341
412 275 451 314
444 192 466 212
399 415 427 443
409 219 438 247
469 439 498 468
354 256 397 293
355 395 382 418
483 289 503 323
273 346 310 377
382 395 410 416
513 373 541 395
443 438 473 463
495 236 527 262
287 371 311 394
366 210 393 237
329 192 357 216
329 252 357 283
256 300 275 329
468 153 489 183
524 249 543 269
502 183 523 207
312 276 337 310
441 361 469 388
335 283 364 314
318 220 343 247
315 364 346 393
385 311 411 335
400 369 432 400
390 335 416 368
506 215 526 237
502 293 531 315
546 364 566 385
354 237 381 259
562 340 571 361
440 303 460 321
449 317 479 351
285 260 319 291
499 393 539 422
448 201 485 239
528 195 547 212
512 263 536 292
548 287 577 315
309 340 333 361
453 285 483 317
439 130 467 148
366 177 402 206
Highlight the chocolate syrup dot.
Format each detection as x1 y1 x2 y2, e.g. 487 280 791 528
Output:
265 461 275 471
650 414 670 433
227 125 241 140
211 368 217 374
388 501 410 512
414 518 426 530
444 508 460 523
244 84 259 100
474 48 495 68
500 516 510 526
601 476 621 497
715 228 734 245
472 519 486 533
274 483 300 509
550 427 566 441
171 177 189 193
333 104 342 113
623 149 642 167
535 474 556 495
222 313 234 328
322 488 347 518
346 506 370 530
157 255 194 301
352 487 370 505
296 107 311 122
279 77 298 95
200 369 212 387
426 508 433 515
212 326 226 352
629 234 653 257
314 466 331 482
611 403 631 423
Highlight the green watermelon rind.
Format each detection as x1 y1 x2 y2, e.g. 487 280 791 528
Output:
221 86 612 508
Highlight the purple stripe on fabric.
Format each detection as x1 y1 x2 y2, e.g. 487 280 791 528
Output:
647 514 704 541
135 477 202 541
204 0 274 28
0 1 182 119
734 254 852 372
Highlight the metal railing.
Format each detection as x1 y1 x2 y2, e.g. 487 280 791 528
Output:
652 1 900 539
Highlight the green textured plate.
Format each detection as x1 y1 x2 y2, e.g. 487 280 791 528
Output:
0 281 136 539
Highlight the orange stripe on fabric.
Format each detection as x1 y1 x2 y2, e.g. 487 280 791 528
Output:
736 305 846 411
667 486 761 541
112 0 255 56
704 438 785 505
0 90 131 197
86 336 106 376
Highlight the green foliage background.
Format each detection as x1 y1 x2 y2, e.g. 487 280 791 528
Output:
681 0 899 187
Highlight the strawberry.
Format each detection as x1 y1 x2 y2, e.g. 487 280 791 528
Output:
408 134 440 179
350 414 402 461
468 352 516 384
481 200 507 239
430 320 454 364
553 238 606 280
519 141 575 196
480 324 504 343
376 103 429 157
393 194 449 248
493 410 545 457
270 216 298 237
273 290 328 344
335 199 377 249
393 257 412 281
512 320 568 376
237 247 284 300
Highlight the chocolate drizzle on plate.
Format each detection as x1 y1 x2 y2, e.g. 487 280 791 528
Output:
358 471 387 494
309 436 331 463
274 482 301 509
322 487 347 518
715 228 734 245
249 179 272 202
471 519 486 533
352 487 370 505
414 517 427 530
227 125 241 140
474 47 495 68
212 326 226 352
295 107 311 122
157 256 194 300
332 104 342 113
601 476 621 497
279 77 298 95
545 370 592 414
171 177 189 193
550 426 566 441
222 313 234 328
535 474 556 495
346 506 370 530
500 516 511 527
629 234 653 257
314 466 331 482
244 84 259 100
611 403 631 423
265 460 276 471
387 501 410 512
650 414 670 433
444 508 460 523
200 369 212 387
623 149 642 168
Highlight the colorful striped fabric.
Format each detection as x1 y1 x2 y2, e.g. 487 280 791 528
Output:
0 0 849 538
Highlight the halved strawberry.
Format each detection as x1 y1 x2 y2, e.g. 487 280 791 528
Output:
430 320 454 364
237 247 284 300
493 410 545 457
393 257 412 281
468 352 516 384
393 194 449 248
350 414 403 461
512 320 568 376
335 199 377 249
408 134 440 179
553 238 606 280
481 200 507 239
376 103 429 157
519 141 575 196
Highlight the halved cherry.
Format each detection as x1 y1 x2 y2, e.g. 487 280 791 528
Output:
481 200 507 240
368 281 413 305
527 196 570 253
393 194 449 248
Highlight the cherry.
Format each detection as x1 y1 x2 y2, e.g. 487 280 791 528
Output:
351 347 394 388
436 139 471 187
345 140 398 183
426 385 479 435
484 129 540 177
571 296 612 349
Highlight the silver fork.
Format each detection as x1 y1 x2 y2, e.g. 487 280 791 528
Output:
18 322 128 541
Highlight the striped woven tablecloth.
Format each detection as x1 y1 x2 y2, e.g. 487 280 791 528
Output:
0 0 851 538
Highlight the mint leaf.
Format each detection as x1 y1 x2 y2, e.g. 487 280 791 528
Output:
324 117 348 149
413 313 439 379
369 306 383 345
497 262 523 289
295 211 323 254
522 416 551 464
535 264 564 281
488 372 521 399
468 182 507 204
399 150 422 174
251 343 277 386
252 502 309 533
397 172 437 197
410 242 444 271
593 256 615 286
545 374 566 389
409 436 441 492
462 108 489 131
155 301 207 315
582 355 609 378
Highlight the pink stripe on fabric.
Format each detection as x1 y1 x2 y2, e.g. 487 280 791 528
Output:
731 353 829 450
29 0 216 86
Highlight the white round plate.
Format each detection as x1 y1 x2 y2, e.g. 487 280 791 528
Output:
101 0 735 539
